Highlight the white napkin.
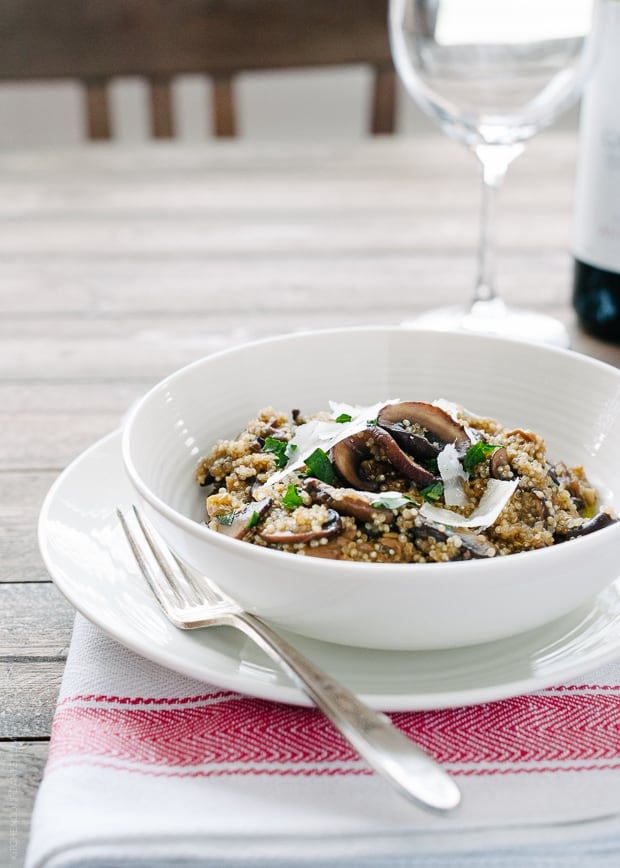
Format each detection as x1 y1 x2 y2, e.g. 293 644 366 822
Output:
26 614 620 868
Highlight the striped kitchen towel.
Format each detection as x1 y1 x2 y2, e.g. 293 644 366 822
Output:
26 614 620 868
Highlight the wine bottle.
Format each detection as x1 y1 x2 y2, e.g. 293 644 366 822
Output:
572 0 620 343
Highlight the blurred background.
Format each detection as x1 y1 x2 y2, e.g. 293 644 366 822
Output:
0 72 582 148
0 0 580 149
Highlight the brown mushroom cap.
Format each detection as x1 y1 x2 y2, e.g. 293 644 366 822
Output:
332 427 436 491
489 447 513 480
378 402 471 456
301 477 394 523
554 511 618 543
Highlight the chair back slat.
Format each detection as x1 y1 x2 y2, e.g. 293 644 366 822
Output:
85 80 112 140
371 67 397 136
212 76 236 138
150 77 175 138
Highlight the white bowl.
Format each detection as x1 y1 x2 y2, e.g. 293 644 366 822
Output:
121 327 620 650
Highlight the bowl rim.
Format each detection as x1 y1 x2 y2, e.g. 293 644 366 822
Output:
121 325 620 580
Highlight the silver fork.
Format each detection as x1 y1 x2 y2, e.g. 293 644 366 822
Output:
117 505 461 813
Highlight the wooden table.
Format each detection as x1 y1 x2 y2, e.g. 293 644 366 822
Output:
2 134 619 864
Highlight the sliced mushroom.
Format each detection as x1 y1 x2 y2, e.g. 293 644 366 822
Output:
259 508 342 545
300 477 394 523
301 528 355 559
214 498 272 540
409 515 497 559
552 461 598 512
554 511 618 543
332 427 436 491
377 402 471 457
519 488 549 525
489 447 513 480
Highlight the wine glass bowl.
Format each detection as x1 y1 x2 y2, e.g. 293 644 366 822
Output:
389 0 598 346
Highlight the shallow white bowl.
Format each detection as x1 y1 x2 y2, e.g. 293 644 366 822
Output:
122 327 620 650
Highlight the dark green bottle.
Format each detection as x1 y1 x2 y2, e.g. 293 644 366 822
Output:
573 260 620 342
572 0 620 344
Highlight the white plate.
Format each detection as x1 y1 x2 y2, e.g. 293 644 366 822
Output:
39 430 620 711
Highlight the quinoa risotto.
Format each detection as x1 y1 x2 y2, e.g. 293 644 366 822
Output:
195 400 617 563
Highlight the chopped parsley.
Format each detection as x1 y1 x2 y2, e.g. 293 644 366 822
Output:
420 481 444 502
262 437 295 469
302 447 337 485
245 511 261 528
371 492 415 510
216 511 236 526
463 441 502 475
335 412 353 423
281 484 304 511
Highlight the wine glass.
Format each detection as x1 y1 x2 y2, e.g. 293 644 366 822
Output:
389 0 599 347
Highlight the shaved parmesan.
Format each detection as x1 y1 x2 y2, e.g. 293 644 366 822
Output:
420 478 519 530
437 443 468 507
432 398 462 417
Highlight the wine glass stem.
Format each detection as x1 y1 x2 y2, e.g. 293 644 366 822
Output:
472 144 524 307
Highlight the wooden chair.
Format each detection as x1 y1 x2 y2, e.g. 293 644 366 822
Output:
0 0 396 139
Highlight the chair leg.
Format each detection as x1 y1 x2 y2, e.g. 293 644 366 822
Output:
212 75 236 137
85 80 112 140
371 67 396 135
150 77 174 138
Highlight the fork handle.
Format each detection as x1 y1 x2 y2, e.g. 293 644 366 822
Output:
227 609 460 813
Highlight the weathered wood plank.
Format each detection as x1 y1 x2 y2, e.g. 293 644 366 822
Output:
0 472 56 583
0 414 119 470
0 742 49 868
0 584 74 657
0 664 65 738
2 292 589 384
0 382 144 414
0 166 572 214
0 132 577 175
0 253 574 316
0 535 49 583
0 210 574 256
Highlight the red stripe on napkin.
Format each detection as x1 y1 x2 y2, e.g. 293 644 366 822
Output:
48 691 620 775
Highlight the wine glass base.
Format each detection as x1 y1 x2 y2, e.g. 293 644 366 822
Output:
403 300 570 349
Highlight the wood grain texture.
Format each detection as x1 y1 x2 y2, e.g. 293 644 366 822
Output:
0 584 73 657
1 473 58 583
0 0 393 78
0 743 49 867
1 664 67 738
1 135 619 859
85 79 112 140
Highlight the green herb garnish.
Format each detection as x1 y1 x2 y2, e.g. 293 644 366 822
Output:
371 492 414 510
281 484 304 511
262 437 290 469
367 417 378 426
216 511 236 526
245 511 261 528
335 413 352 423
302 447 337 484
420 481 444 502
463 441 501 475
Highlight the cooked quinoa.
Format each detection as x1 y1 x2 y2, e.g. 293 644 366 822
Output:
195 400 617 563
